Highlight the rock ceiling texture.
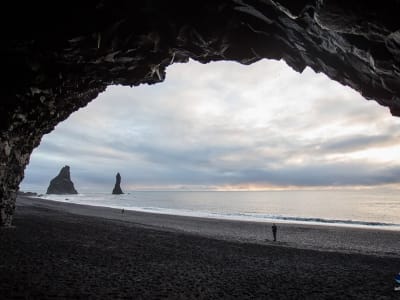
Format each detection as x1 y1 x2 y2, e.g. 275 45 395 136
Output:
1 0 400 225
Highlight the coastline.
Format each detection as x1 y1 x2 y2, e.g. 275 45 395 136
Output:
35 190 400 231
17 196 400 257
0 196 398 298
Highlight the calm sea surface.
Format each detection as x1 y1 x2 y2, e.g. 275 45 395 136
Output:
38 189 400 230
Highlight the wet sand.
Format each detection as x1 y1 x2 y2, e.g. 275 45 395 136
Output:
0 196 399 299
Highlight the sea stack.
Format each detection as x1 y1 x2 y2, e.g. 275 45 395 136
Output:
46 166 78 194
112 173 124 195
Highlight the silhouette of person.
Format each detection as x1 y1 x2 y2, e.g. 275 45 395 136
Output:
272 223 277 241
121 208 125 214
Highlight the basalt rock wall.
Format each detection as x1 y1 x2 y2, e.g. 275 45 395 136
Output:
1 0 400 225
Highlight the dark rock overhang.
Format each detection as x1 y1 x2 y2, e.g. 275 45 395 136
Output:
3 0 400 121
0 0 400 226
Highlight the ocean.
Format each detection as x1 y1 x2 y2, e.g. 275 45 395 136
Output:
36 189 400 230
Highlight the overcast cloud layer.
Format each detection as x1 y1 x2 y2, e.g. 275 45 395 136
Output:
21 59 400 192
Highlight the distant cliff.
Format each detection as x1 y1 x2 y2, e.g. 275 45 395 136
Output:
112 173 124 195
46 166 78 194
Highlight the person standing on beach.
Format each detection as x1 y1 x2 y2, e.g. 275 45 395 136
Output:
272 223 277 241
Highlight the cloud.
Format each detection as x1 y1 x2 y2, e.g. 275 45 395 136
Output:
21 59 400 191
318 134 399 153
225 162 400 187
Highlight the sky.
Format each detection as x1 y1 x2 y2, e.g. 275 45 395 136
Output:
21 59 400 192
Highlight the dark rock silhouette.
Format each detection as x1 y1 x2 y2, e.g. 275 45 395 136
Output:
17 191 38 197
112 173 124 195
46 166 78 195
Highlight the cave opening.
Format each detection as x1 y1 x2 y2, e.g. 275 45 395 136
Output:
2 0 400 229
19 58 400 228
21 59 400 195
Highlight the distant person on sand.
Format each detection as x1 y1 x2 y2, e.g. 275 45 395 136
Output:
121 209 125 214
272 223 277 241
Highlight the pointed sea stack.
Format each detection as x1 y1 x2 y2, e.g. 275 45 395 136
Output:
112 173 124 195
46 166 78 194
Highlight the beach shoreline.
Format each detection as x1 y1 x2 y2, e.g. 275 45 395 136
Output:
18 196 400 258
0 196 399 299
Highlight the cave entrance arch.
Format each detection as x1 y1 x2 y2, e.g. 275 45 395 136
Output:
2 0 400 226
21 59 400 194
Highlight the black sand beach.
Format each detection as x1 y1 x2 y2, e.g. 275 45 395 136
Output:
1 196 400 299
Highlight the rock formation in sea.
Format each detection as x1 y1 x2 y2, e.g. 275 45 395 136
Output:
1 1 400 225
17 191 38 197
112 173 124 195
46 166 78 195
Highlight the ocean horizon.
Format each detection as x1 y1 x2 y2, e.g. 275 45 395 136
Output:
31 189 400 231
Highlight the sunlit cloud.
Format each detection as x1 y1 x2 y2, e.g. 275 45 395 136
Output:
21 59 400 192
